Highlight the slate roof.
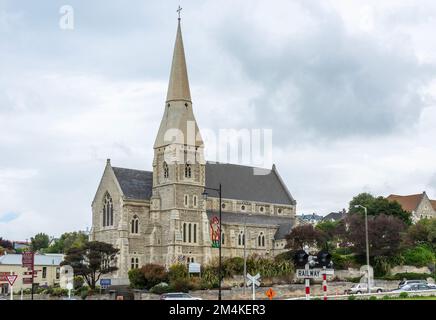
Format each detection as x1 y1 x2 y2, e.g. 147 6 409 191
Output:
112 167 153 201
205 162 295 205
111 163 295 206
322 211 347 222
206 211 293 240
0 254 63 266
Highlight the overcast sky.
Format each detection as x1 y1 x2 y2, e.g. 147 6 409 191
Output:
1 0 436 240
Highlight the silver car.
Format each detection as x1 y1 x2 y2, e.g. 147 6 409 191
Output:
160 292 202 300
344 283 383 294
392 283 436 293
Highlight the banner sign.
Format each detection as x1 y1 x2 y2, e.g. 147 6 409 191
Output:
209 216 221 248
188 263 201 273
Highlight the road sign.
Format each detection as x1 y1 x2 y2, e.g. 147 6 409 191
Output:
22 252 34 269
246 273 261 301
265 288 276 300
23 278 33 284
296 268 334 279
6 275 17 286
188 263 201 273
100 279 111 288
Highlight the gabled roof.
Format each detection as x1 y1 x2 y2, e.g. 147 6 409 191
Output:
431 200 436 211
387 193 424 212
322 211 347 222
205 163 296 206
109 162 295 206
112 167 153 201
206 211 293 240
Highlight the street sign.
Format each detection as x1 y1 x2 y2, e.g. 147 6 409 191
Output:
6 275 17 286
0 272 11 282
23 278 33 284
246 273 261 301
100 279 111 288
22 252 34 269
296 268 334 279
265 288 276 300
188 263 201 274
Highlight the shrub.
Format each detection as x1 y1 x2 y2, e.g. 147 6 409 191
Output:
74 276 84 290
80 287 90 300
331 252 358 270
382 295 390 300
348 295 356 300
402 245 435 267
149 283 171 294
170 278 192 292
141 264 168 289
50 287 69 297
128 268 146 289
369 296 377 300
222 257 244 277
399 292 408 299
168 263 188 282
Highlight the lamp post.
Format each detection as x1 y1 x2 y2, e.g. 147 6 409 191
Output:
354 204 371 294
243 212 252 297
202 183 222 300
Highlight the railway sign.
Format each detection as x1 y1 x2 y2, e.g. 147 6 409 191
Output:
296 268 334 279
246 273 261 301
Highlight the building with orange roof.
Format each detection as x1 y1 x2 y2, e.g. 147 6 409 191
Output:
387 191 436 223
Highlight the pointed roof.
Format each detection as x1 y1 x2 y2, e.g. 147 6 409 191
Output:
387 193 425 212
166 19 191 102
154 19 203 148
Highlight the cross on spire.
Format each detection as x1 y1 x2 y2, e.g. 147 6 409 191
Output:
177 5 182 20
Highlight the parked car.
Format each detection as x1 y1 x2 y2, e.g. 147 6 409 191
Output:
398 280 427 288
160 292 202 300
392 283 436 293
344 283 384 294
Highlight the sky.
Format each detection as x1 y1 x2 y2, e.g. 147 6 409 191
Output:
1 0 436 240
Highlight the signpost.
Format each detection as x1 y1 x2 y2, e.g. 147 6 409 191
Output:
22 251 35 300
100 279 111 289
66 282 73 300
246 273 261 301
6 275 17 300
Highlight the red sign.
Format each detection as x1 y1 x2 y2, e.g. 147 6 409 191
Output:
0 272 11 282
23 278 33 284
6 275 17 286
22 252 34 269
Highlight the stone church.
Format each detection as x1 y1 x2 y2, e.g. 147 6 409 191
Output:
90 18 296 284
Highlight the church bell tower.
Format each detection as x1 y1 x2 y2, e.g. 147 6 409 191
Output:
150 14 210 266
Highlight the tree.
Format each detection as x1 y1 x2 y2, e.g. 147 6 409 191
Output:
0 238 13 250
342 214 406 257
61 241 119 289
349 193 411 225
30 233 50 252
46 231 88 253
285 224 327 251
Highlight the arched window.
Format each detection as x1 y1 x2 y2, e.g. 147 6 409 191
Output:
184 164 192 178
103 193 113 227
193 195 197 207
193 224 197 243
258 232 265 247
238 231 244 246
188 223 192 243
163 162 169 178
131 215 139 234
131 257 139 269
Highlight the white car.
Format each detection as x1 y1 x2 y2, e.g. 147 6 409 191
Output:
160 292 202 300
344 283 383 294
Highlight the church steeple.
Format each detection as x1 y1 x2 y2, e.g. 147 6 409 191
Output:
166 19 191 103
154 16 203 149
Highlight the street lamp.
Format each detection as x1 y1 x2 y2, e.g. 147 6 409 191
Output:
202 183 222 301
243 212 252 297
354 204 371 294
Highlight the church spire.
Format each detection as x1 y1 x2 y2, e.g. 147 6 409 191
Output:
166 17 191 102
